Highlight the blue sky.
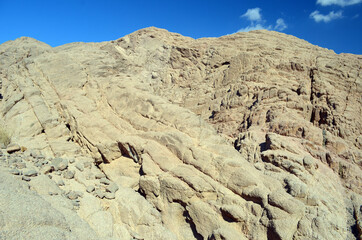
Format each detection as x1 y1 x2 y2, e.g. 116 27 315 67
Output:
0 0 361 54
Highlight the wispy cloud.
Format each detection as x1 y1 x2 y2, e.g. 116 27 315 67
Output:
238 8 287 32
310 10 343 22
275 18 287 31
317 0 362 7
241 8 262 22
238 24 269 32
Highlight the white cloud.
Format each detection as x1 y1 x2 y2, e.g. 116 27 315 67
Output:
317 0 362 6
275 18 287 31
310 10 343 22
241 8 262 22
238 8 286 32
238 24 269 32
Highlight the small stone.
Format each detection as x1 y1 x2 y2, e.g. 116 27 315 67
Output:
41 165 54 174
303 156 315 167
104 192 115 200
6 143 21 154
106 183 119 193
94 189 105 199
63 170 75 179
58 179 65 186
9 169 20 175
8 158 19 164
23 169 38 177
69 158 75 164
23 150 32 158
151 72 158 79
86 185 95 193
35 163 42 168
22 176 31 181
83 162 92 169
75 163 84 172
14 162 26 169
28 150 39 158
254 162 264 171
100 178 111 185
95 172 105 179
58 162 68 171
72 200 80 207
76 191 83 198
36 154 45 160
49 191 58 196
67 191 79 200
41 160 49 165
51 157 68 171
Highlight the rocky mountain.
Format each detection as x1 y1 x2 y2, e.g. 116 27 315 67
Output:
0 27 361 240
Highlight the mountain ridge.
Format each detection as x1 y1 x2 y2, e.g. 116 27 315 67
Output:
8 27 362 55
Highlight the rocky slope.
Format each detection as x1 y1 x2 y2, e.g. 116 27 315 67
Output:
0 27 361 240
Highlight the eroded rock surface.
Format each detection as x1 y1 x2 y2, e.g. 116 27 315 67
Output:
0 28 361 239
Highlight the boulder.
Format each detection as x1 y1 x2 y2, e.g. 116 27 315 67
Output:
6 143 21 154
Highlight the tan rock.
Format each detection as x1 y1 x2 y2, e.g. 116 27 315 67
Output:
0 27 360 240
87 211 114 238
6 143 21 154
29 175 62 195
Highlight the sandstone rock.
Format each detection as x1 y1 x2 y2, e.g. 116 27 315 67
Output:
0 169 98 239
87 211 113 238
57 179 65 186
22 176 31 181
0 27 360 240
209 226 247 240
86 185 95 193
83 161 92 169
100 177 111 185
72 200 80 207
78 194 103 219
13 161 26 169
41 164 54 174
23 169 38 177
51 157 68 171
104 192 115 199
94 189 105 199
67 191 80 200
6 143 21 154
75 163 84 171
106 182 119 193
100 156 140 189
29 175 62 195
63 170 75 179
9 168 20 175
95 172 105 179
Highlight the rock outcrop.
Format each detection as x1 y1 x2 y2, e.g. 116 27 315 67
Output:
0 27 361 239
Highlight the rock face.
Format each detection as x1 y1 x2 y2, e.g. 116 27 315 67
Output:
0 27 361 239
